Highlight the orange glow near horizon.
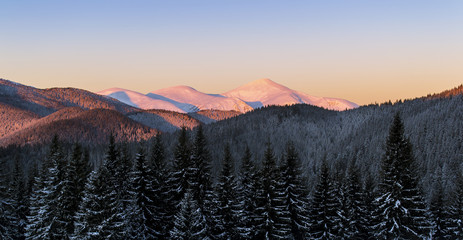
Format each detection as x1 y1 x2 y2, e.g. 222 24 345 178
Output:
1 1 462 106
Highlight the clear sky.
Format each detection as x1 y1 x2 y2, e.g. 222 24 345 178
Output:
1 1 462 105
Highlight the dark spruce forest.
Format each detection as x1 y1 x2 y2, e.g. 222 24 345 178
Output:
1 78 463 239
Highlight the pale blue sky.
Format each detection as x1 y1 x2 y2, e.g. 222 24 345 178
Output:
1 1 462 104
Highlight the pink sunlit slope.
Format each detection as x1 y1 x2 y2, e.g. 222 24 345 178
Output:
97 88 186 113
148 85 253 112
98 79 358 112
224 79 358 111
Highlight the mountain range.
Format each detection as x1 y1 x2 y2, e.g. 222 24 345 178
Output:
98 78 359 112
1 77 461 147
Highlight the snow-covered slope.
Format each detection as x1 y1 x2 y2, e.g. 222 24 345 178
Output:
98 79 358 113
97 88 186 113
224 79 358 111
148 86 252 112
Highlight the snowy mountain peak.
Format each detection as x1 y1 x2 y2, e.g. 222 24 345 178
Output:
98 79 358 112
224 78 291 100
224 79 358 110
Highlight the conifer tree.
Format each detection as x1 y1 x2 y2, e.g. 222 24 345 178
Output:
73 170 104 239
336 160 374 239
334 178 349 239
0 158 16 240
9 157 27 240
215 144 242 239
118 143 133 210
128 147 157 239
168 127 192 208
74 135 129 239
170 190 209 240
374 113 431 239
448 170 463 238
340 160 370 240
203 185 221 239
57 143 83 236
76 148 91 200
190 125 212 208
165 127 193 235
189 125 215 238
308 159 339 239
237 145 259 239
280 141 310 240
150 134 172 238
255 142 292 239
26 135 67 239
97 135 129 239
362 173 377 239
429 172 452 239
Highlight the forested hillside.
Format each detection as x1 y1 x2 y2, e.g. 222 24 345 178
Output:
1 111 462 239
0 108 159 146
0 79 135 116
0 84 462 239
192 95 463 198
0 79 241 145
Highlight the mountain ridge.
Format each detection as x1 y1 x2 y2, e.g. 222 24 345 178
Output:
0 78 245 146
98 78 359 112
1 77 461 147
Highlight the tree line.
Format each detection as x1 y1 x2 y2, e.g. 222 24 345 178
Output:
1 113 463 239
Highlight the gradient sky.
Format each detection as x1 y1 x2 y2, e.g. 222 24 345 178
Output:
1 1 462 105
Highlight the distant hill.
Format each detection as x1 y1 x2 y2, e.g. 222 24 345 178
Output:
0 108 158 146
0 102 40 138
0 78 136 116
127 109 242 133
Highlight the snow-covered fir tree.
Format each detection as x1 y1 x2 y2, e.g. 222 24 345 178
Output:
167 127 192 213
334 176 350 239
280 141 310 240
340 159 371 239
127 147 157 239
56 143 84 236
170 190 209 240
97 135 130 239
429 170 453 239
448 170 463 238
254 142 292 239
8 157 28 240
362 172 377 239
214 144 242 239
373 113 431 239
189 125 214 238
0 158 17 240
189 125 213 208
149 134 172 238
237 145 259 239
74 135 129 239
118 143 133 210
308 159 339 240
76 148 91 200
73 170 103 239
26 136 67 239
